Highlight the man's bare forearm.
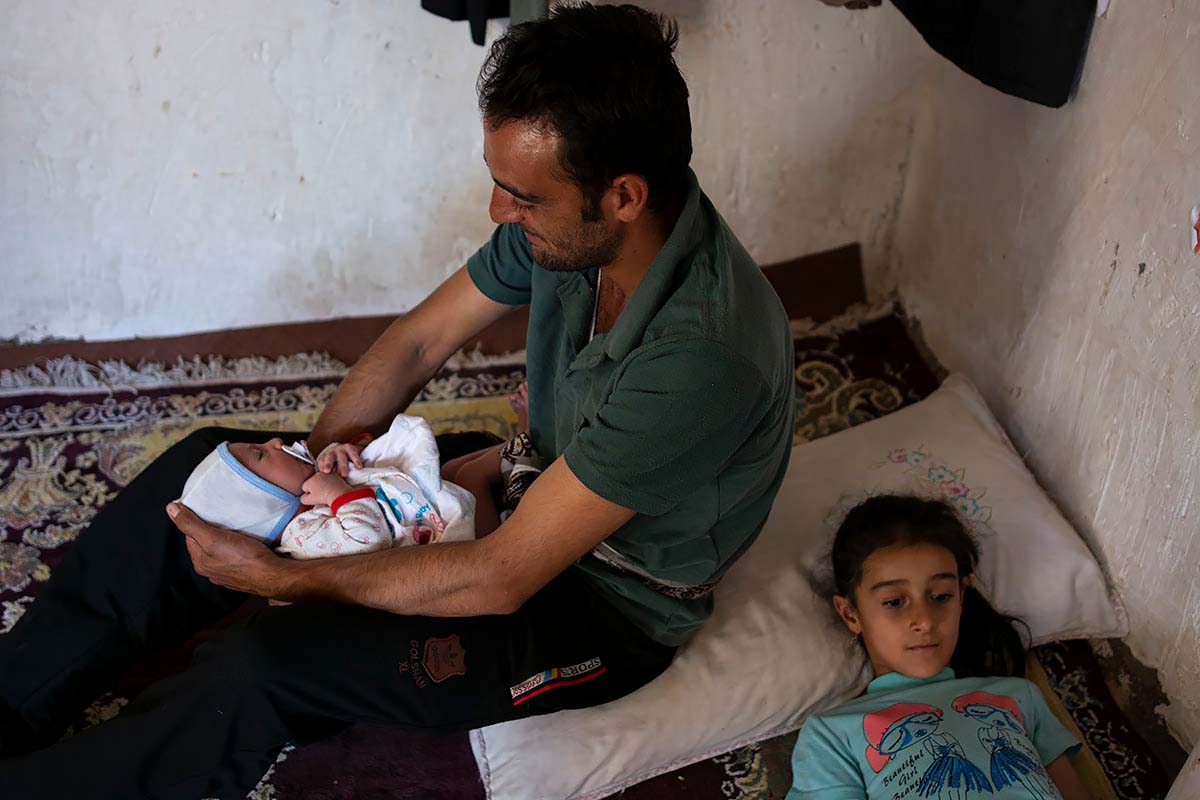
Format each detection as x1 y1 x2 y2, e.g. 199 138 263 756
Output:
265 460 635 617
308 321 437 454
307 267 514 453
273 536 521 617
173 458 635 619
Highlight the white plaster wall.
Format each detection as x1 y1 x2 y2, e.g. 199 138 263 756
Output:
1 0 931 342
2 0 497 342
663 0 933 292
891 1 1200 747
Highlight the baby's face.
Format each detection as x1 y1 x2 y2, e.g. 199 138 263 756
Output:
228 438 314 496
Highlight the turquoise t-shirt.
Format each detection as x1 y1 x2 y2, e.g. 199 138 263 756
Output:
787 669 1080 800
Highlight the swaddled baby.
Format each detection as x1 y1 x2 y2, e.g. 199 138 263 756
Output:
179 414 477 558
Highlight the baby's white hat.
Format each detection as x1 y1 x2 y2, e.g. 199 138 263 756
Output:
178 442 301 545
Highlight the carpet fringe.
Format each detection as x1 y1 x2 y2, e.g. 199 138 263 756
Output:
0 348 527 396
790 298 901 338
0 353 350 395
440 348 527 371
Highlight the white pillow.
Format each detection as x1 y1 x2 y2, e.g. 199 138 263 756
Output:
470 373 1126 800
1164 740 1199 800
787 373 1125 643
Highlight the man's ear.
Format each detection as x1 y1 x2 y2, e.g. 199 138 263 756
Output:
832 594 863 635
607 173 650 223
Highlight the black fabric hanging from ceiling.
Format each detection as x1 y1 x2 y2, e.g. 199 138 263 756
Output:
422 0 548 46
891 0 1097 108
422 0 509 46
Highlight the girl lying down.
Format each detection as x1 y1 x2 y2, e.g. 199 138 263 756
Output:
787 495 1090 800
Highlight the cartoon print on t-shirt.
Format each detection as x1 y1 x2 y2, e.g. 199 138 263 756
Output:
863 703 993 798
917 731 994 799
952 692 1061 799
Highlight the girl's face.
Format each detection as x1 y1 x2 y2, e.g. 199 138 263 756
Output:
833 542 963 680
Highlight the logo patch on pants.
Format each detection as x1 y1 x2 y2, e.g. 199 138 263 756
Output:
422 634 467 683
510 657 605 705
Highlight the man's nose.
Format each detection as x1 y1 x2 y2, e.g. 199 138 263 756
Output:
266 437 283 448
489 186 521 224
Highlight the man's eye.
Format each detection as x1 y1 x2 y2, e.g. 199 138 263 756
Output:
882 598 903 609
513 199 534 211
932 593 954 603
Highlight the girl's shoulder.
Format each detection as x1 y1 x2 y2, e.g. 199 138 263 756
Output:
811 673 1039 721
944 674 1041 707
945 674 1036 692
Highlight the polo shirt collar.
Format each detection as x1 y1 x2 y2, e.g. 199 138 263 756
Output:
866 667 956 694
602 169 705 362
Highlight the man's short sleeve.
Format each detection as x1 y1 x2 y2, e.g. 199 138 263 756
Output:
1021 680 1081 765
466 223 536 306
786 717 867 800
563 340 771 516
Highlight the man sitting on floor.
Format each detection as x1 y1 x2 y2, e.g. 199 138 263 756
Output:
0 4 795 797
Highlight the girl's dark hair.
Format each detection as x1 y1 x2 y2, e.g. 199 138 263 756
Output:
832 495 1028 678
476 2 692 217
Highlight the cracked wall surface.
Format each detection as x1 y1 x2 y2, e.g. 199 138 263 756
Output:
891 0 1200 748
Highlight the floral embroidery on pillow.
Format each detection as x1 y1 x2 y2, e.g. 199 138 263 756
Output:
882 448 992 523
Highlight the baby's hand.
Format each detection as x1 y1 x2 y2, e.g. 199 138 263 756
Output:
316 441 365 477
301 471 354 507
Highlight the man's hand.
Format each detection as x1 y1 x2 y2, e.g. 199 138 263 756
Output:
167 502 288 597
306 266 511 454
301 471 355 507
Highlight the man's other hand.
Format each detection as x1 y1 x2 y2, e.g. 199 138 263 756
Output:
167 501 286 597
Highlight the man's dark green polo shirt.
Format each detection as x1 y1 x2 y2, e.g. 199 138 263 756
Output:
466 171 794 646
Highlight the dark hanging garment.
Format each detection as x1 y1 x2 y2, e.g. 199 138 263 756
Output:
422 0 510 46
421 0 548 46
891 0 1097 107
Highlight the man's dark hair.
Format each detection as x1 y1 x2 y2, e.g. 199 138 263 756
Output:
477 2 692 218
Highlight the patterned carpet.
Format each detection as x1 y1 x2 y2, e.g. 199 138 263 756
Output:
0 310 1175 798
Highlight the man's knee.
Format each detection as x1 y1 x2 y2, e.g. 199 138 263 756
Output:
190 621 286 696
196 603 346 682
